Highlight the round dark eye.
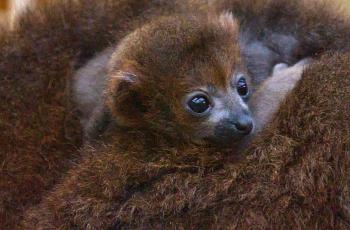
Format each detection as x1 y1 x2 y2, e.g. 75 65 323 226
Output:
187 95 211 114
237 77 249 96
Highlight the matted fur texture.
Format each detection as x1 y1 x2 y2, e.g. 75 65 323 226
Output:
22 2 350 230
23 54 350 229
1 0 350 229
0 0 201 228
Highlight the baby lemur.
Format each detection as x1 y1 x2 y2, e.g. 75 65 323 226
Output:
74 14 255 145
73 14 309 143
75 0 350 141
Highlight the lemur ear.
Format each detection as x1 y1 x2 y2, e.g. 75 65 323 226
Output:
106 71 146 126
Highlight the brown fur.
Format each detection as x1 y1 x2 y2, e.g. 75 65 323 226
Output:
21 13 250 229
117 53 349 229
22 3 350 230
0 0 202 229
23 53 350 230
1 0 349 229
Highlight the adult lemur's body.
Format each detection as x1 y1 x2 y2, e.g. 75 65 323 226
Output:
23 0 350 228
0 0 349 229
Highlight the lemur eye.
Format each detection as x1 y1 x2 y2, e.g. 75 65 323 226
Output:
237 77 249 96
187 94 211 114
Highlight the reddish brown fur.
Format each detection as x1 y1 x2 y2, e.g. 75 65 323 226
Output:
22 4 350 230
21 14 248 229
1 0 350 229
0 0 201 229
115 53 350 229
23 53 350 230
105 15 243 142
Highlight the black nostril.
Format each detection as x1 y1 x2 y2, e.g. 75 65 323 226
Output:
234 117 253 134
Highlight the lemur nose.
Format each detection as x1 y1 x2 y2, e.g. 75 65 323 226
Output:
234 116 253 134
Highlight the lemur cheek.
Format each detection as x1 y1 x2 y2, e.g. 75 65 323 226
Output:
188 121 217 143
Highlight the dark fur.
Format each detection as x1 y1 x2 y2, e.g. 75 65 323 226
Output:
214 0 350 84
0 0 199 228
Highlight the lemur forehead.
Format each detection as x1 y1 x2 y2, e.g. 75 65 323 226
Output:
207 84 218 94
201 82 231 97
132 15 237 57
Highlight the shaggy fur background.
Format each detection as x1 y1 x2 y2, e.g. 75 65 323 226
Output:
0 0 349 229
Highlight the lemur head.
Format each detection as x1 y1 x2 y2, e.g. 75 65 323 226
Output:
107 14 253 146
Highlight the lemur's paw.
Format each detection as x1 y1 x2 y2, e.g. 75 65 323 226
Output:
272 58 313 80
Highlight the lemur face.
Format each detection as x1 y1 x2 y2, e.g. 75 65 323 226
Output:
107 14 254 146
183 72 253 144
